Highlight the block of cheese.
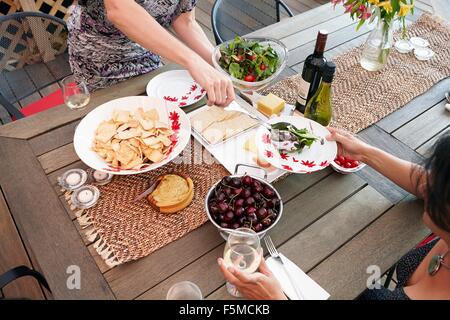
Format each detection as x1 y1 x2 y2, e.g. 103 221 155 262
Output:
257 93 286 117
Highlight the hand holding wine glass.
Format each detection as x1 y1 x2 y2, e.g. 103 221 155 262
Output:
221 228 262 297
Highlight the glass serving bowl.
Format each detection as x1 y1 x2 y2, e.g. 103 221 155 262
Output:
212 37 288 93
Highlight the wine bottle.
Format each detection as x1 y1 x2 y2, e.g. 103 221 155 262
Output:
304 61 336 127
295 30 328 113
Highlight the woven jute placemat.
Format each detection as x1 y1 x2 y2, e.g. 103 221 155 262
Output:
263 14 450 133
67 139 228 267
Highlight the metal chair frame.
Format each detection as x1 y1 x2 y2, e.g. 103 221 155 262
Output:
211 0 294 44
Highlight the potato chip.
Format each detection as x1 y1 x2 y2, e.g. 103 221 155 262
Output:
139 119 155 131
148 149 165 163
113 110 131 123
92 107 174 170
96 121 117 143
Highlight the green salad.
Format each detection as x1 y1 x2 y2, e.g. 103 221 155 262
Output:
218 37 279 82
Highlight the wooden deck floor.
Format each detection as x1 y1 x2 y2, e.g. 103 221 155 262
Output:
0 0 435 125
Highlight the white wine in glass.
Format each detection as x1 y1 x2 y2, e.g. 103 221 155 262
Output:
223 228 261 297
62 75 90 110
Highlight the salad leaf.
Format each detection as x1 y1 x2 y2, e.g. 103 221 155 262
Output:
218 36 279 82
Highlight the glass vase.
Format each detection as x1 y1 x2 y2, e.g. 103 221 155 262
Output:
360 20 394 72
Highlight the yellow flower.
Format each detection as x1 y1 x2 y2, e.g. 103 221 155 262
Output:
368 0 380 5
377 1 393 13
399 3 414 16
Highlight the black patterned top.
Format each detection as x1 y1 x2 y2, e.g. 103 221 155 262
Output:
359 239 439 300
67 0 197 91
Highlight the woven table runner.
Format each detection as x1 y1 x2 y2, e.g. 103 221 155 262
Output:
264 14 450 133
67 139 228 267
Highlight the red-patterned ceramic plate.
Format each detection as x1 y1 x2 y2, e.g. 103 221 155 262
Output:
256 116 337 174
73 96 191 175
146 70 206 108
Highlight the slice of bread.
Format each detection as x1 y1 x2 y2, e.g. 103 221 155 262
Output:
147 173 194 214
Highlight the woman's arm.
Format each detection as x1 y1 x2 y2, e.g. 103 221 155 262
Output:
172 9 214 65
327 128 426 198
104 0 234 106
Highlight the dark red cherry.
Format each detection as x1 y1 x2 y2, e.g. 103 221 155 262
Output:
254 223 263 232
243 188 252 198
234 198 245 208
247 213 258 223
246 207 257 215
263 187 275 198
245 197 255 206
242 175 253 187
231 177 242 188
220 222 230 228
256 208 268 220
223 211 234 222
261 218 272 227
218 202 229 213
235 207 245 217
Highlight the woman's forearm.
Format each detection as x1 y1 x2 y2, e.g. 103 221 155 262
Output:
105 0 200 68
172 10 215 65
362 146 425 198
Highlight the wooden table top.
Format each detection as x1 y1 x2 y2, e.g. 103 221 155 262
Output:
0 2 448 300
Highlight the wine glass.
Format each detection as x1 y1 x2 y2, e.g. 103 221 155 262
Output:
62 75 90 110
166 281 203 300
223 227 261 297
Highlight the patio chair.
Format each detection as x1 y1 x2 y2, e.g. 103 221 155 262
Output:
0 265 51 299
211 0 294 44
0 12 70 123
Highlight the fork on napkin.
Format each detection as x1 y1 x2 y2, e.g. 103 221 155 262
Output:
265 253 330 300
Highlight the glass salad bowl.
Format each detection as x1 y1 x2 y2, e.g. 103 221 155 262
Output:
212 37 288 93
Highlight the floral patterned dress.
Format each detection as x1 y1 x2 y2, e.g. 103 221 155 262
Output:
68 0 197 91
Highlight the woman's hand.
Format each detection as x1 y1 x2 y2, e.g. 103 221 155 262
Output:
217 257 287 300
187 56 235 107
326 127 372 161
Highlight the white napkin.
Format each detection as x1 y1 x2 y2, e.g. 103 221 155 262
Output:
266 253 330 300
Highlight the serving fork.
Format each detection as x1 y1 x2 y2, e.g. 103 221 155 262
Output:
264 236 305 300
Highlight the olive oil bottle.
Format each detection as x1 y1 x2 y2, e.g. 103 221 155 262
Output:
304 61 335 126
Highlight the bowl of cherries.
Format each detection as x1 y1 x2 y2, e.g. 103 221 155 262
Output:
205 166 283 239
331 155 366 174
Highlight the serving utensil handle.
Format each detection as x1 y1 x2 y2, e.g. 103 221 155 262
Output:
234 164 268 181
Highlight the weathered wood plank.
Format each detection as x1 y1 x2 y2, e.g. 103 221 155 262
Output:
3 68 38 103
0 137 114 299
281 14 355 50
356 125 423 203
0 187 45 300
207 185 392 300
416 127 450 157
307 197 429 300
392 99 450 150
24 62 58 90
251 3 345 39
38 143 78 174
29 120 79 156
45 53 72 81
377 77 450 133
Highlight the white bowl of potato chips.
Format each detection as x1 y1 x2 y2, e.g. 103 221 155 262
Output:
74 96 191 175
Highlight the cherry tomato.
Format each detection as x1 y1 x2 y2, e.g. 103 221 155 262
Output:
337 155 345 163
345 161 353 168
250 54 257 61
244 74 256 82
260 64 267 71
335 160 342 167
350 160 360 168
236 55 244 62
